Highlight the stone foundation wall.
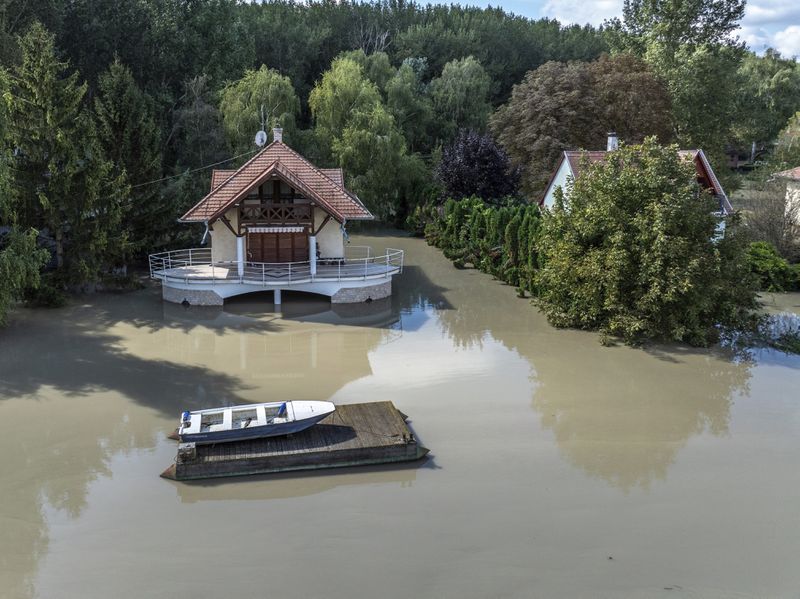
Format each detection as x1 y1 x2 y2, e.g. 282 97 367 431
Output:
162 285 224 306
331 280 391 304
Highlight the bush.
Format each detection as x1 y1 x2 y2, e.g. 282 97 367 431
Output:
536 139 758 346
746 241 795 291
423 196 542 287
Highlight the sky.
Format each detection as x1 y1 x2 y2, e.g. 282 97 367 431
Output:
461 0 800 57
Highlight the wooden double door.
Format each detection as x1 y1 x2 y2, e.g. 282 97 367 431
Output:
247 230 309 263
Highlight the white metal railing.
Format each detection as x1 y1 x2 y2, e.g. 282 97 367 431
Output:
148 247 404 286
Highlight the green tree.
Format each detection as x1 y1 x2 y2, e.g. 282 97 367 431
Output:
491 54 672 195
309 56 383 160
0 69 48 324
733 50 800 153
331 101 427 222
618 0 745 51
310 55 427 221
167 75 230 215
94 59 167 254
219 65 301 154
430 56 491 141
774 112 800 167
338 50 396 94
7 22 128 286
385 59 434 152
608 0 746 156
746 241 795 292
537 138 756 345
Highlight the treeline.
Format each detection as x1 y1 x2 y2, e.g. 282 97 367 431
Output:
0 0 607 319
1 0 800 326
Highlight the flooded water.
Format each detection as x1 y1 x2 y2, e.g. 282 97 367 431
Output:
1 233 799 599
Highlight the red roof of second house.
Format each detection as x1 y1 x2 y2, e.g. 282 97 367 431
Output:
775 166 800 181
182 141 372 223
543 148 733 214
563 151 608 180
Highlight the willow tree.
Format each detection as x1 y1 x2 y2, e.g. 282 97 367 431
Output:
537 139 756 345
7 22 128 286
310 56 426 221
430 56 491 141
219 65 301 154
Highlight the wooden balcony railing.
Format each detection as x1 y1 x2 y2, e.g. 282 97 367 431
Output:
240 203 312 224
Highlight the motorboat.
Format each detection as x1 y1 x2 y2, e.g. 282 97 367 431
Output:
178 401 335 444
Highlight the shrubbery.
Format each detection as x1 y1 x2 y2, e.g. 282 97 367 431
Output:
535 140 758 345
412 197 541 294
422 140 762 347
746 241 799 291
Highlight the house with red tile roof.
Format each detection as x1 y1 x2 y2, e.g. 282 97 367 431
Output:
148 128 403 306
541 134 734 217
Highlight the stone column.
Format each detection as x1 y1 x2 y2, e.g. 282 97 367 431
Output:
309 235 317 277
236 235 244 278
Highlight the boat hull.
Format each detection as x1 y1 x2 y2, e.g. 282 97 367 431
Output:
179 411 331 445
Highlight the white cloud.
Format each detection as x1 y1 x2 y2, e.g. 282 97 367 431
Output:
772 25 800 58
741 0 800 26
532 0 799 58
539 0 621 26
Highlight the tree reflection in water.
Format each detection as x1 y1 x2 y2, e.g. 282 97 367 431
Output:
427 245 752 492
0 284 404 599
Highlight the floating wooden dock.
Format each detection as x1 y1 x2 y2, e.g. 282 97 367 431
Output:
161 401 428 481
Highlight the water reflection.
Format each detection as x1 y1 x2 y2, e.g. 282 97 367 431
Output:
0 282 405 599
0 235 778 599
424 247 752 492
174 462 423 503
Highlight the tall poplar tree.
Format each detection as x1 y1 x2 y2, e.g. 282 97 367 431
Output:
7 22 128 286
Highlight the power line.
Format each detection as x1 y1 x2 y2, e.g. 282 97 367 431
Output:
131 149 259 189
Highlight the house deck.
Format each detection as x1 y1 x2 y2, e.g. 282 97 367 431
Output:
154 262 398 284
161 401 428 481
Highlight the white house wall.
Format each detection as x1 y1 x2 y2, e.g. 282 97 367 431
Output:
210 208 238 263
787 180 800 224
315 209 344 258
542 158 573 209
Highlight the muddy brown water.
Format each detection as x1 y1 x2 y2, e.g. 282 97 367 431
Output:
1 234 798 599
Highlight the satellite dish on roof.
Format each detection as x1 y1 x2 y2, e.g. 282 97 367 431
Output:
255 130 268 147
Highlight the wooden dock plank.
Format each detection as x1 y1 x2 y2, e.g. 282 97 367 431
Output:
161 401 428 481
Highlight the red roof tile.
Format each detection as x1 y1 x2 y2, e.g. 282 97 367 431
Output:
320 168 344 188
182 142 372 223
211 169 236 191
563 151 608 180
545 148 732 214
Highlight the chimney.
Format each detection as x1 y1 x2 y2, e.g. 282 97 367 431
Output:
273 126 283 143
607 132 618 151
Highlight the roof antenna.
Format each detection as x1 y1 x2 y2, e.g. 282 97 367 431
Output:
254 104 267 147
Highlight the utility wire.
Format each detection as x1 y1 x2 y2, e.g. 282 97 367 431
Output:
131 149 259 189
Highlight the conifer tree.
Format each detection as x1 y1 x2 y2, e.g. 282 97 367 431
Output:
94 59 166 253
7 22 128 285
0 70 48 323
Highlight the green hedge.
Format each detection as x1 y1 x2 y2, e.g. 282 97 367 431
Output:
409 197 542 294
